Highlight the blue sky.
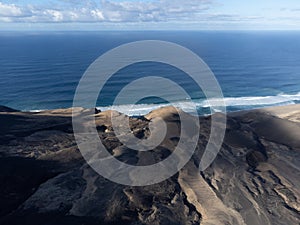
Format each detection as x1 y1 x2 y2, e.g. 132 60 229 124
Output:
0 0 300 30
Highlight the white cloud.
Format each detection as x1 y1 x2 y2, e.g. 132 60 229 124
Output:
0 2 26 17
91 9 105 20
44 9 63 22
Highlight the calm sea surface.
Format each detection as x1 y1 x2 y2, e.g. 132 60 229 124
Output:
0 31 300 115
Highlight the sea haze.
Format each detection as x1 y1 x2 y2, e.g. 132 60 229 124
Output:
0 31 300 115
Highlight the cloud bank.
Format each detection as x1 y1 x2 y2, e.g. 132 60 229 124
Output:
0 0 213 23
0 0 299 30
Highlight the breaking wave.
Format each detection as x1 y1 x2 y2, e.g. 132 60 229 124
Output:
96 92 300 116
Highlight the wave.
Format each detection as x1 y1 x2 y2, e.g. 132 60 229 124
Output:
28 92 300 116
202 92 300 107
97 92 300 116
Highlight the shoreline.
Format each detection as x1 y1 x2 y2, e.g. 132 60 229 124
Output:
2 102 300 118
1 91 299 116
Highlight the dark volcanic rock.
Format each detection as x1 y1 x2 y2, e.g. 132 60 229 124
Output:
0 157 60 218
0 105 299 225
0 105 19 112
246 150 267 167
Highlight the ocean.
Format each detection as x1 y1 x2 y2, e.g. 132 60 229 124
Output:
1 31 300 115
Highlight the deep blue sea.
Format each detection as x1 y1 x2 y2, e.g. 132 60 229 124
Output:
0 31 300 115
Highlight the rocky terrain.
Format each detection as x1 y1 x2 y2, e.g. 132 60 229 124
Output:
0 105 299 225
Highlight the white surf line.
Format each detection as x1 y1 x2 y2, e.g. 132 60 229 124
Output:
178 161 246 225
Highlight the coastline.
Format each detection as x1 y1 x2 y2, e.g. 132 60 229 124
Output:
1 91 299 117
